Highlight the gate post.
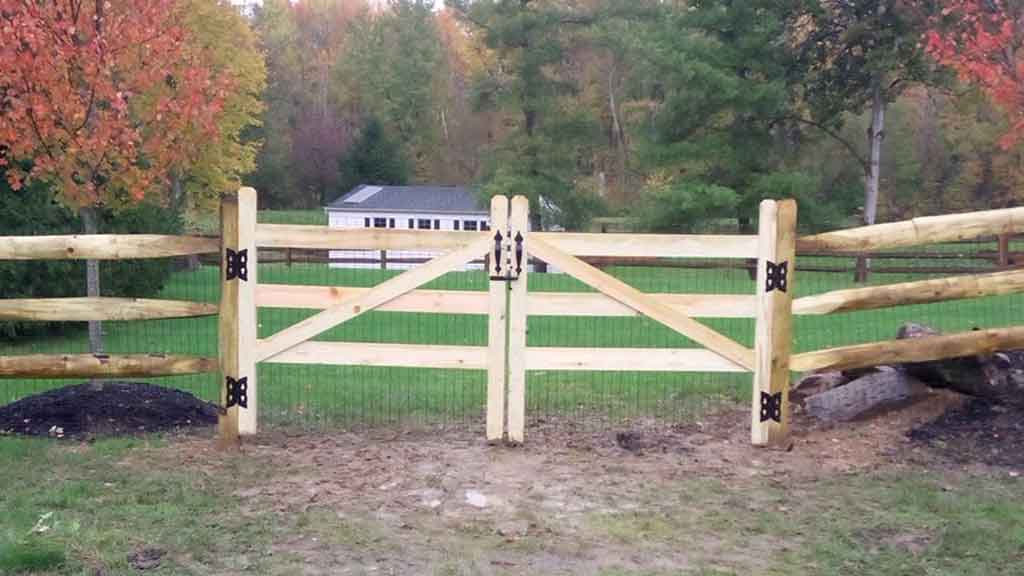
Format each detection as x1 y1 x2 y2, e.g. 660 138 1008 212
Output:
507 196 529 444
486 195 510 442
219 187 258 444
752 199 797 447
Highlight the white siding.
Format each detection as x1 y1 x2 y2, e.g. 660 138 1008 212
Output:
326 210 492 271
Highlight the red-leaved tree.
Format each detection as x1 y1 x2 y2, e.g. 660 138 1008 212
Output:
926 0 1024 148
0 0 229 353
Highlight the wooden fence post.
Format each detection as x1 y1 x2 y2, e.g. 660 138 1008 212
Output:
486 195 510 442
507 195 529 444
219 187 258 444
752 199 797 447
998 234 1011 268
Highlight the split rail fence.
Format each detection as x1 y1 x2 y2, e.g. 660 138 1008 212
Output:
0 237 221 377
1 187 1023 449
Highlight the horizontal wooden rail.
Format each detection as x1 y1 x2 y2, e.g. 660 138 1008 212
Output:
796 206 1024 253
534 232 759 259
0 297 218 322
526 347 747 372
256 224 486 251
0 354 219 378
256 284 758 318
256 341 748 373
791 326 1024 373
255 224 759 260
792 268 1024 316
0 234 220 260
528 235 756 370
261 341 487 370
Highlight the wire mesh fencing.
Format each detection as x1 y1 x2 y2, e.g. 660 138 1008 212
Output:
2 220 1021 433
0 259 221 407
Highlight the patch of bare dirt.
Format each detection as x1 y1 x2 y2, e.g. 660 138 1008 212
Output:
127 392 1012 575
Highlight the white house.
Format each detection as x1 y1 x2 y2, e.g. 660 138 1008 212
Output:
324 185 495 270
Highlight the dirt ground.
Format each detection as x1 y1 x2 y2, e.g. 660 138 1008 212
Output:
4 384 1022 574
112 388 1018 575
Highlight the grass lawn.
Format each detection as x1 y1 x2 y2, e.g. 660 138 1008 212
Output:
1 420 1022 575
2 250 1022 428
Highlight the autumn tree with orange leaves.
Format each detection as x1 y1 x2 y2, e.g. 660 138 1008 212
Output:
926 0 1024 148
0 0 231 353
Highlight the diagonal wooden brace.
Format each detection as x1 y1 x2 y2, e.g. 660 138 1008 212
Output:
526 236 755 371
255 235 493 363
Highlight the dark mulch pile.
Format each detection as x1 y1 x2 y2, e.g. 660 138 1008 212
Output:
0 381 218 439
908 398 1024 468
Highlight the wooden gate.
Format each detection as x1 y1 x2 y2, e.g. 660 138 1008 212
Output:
219 189 796 448
219 188 495 442
483 195 796 447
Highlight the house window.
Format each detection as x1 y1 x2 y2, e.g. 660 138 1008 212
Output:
463 220 478 231
373 217 388 228
417 219 432 230
434 219 440 230
408 218 414 229
389 218 395 228
481 221 490 231
364 217 370 228
454 220 460 231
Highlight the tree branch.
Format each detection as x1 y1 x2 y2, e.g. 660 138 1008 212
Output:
785 115 869 171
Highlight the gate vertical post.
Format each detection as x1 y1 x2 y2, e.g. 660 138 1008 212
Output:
486 195 510 442
752 199 797 447
219 187 258 444
507 196 530 444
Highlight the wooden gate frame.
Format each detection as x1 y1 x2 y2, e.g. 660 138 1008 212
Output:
219 187 493 443
484 196 797 448
220 189 796 448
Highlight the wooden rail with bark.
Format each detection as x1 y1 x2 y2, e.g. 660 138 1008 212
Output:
0 234 219 260
0 297 218 322
796 206 1024 252
0 354 218 378
792 268 1024 316
791 327 1024 373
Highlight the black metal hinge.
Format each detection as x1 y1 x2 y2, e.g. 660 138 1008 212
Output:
225 248 248 282
760 391 782 423
765 260 788 293
225 376 248 409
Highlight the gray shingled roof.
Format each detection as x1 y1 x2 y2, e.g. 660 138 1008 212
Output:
325 185 486 215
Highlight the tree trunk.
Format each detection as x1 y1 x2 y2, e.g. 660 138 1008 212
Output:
80 206 104 355
804 370 929 422
856 81 886 283
607 59 628 200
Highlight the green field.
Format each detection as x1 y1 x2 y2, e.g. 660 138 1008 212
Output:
2 250 1020 429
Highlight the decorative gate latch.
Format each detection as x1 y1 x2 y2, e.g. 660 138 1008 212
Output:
490 229 524 282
